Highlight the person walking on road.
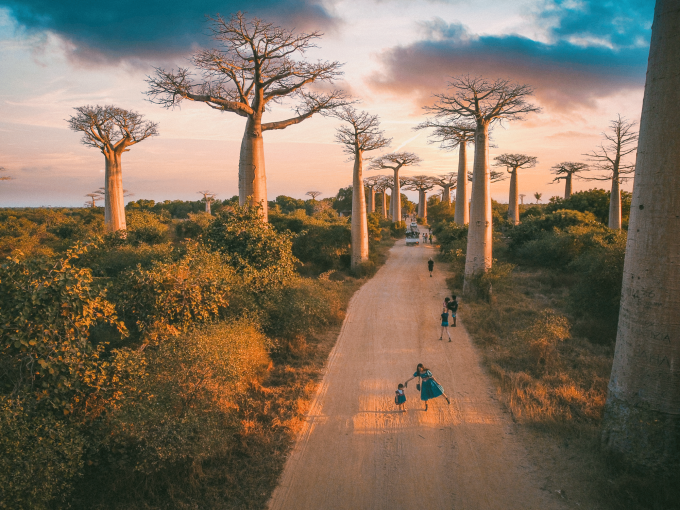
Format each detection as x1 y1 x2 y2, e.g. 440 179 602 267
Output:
395 383 407 412
447 296 458 327
404 364 450 411
440 308 452 341
427 257 434 277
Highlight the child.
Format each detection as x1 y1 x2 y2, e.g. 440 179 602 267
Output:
447 295 459 327
440 308 451 341
395 383 407 412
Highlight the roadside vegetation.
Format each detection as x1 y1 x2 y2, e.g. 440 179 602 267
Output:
0 194 398 510
430 190 678 510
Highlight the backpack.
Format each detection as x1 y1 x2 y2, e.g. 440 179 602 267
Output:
448 300 458 313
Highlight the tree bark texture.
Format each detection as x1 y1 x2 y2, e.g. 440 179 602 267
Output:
601 0 680 470
239 117 268 221
381 192 388 219
368 187 375 213
508 168 519 225
443 185 451 205
564 174 573 199
464 123 492 284
609 175 622 229
391 169 402 223
351 150 369 269
205 200 211 214
104 153 126 232
455 142 469 225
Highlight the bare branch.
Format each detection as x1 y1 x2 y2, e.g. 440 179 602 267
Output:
305 191 322 200
402 175 436 192
583 114 638 183
493 153 538 172
333 106 391 154
549 161 590 183
414 120 476 151
430 172 458 189
467 170 507 183
262 89 353 131
369 151 422 172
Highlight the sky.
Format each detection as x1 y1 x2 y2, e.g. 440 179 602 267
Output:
0 0 655 207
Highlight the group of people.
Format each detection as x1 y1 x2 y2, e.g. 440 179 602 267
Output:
422 231 433 244
393 295 458 412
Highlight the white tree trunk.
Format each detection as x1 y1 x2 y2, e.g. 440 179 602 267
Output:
601 0 680 470
443 185 451 205
351 150 369 269
368 187 375 213
239 116 268 221
565 174 573 199
381 191 388 219
421 191 428 221
464 122 492 285
104 153 126 232
508 168 519 225
454 142 469 225
609 175 622 229
205 200 211 215
392 168 402 223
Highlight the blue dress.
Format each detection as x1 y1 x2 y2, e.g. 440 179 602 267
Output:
414 370 445 401
395 389 406 405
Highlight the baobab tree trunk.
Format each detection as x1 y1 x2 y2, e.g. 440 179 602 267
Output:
609 174 622 229
368 187 375 213
443 185 451 206
104 153 126 232
564 174 573 199
508 168 519 225
454 142 469 225
601 0 680 470
351 150 369 269
239 116 268 221
392 169 402 223
419 190 428 221
205 200 211 215
381 191 388 219
464 123 492 290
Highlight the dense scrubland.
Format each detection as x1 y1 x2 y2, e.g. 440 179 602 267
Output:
430 189 678 509
0 194 399 509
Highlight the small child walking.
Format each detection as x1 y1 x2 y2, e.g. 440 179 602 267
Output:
395 383 407 412
440 308 452 341
447 295 459 327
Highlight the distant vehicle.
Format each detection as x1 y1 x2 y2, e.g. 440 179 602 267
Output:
405 228 420 246
410 221 418 229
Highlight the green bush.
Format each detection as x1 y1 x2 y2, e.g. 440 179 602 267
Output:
0 398 85 510
125 210 169 245
546 189 631 225
390 221 406 238
175 211 214 239
507 209 599 252
293 223 351 271
80 242 174 277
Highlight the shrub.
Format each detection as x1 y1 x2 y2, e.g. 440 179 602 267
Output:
207 206 298 284
293 223 351 271
507 209 599 252
518 310 571 369
390 221 406 238
125 210 168 245
175 211 214 239
546 189 631 225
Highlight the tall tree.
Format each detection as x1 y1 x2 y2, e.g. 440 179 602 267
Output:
305 191 322 201
67 105 158 232
403 175 435 221
375 175 392 219
550 162 589 199
493 153 537 225
519 194 526 205
370 152 421 223
426 76 540 289
198 190 217 214
334 107 391 269
534 192 542 204
415 121 475 225
583 115 638 229
84 193 102 208
430 172 457 206
601 0 680 470
363 176 382 213
146 13 349 221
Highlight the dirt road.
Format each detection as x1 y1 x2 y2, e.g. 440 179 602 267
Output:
268 240 568 510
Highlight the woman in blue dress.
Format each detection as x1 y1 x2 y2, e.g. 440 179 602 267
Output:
404 363 450 411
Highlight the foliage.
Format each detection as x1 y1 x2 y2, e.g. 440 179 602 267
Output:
426 200 455 225
206 206 298 284
0 398 86 510
507 209 599 252
114 243 235 342
390 221 406 238
79 242 174 278
123 210 169 245
545 189 632 226
175 211 214 239
333 186 353 213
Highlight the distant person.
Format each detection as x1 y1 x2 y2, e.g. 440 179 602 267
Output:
447 296 458 327
429 234 433 244
395 383 407 412
427 258 434 277
404 363 450 411
440 308 452 341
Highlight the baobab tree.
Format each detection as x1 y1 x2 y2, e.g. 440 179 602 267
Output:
415 121 475 225
426 76 540 287
534 192 542 204
198 190 217 214
370 152 421 223
601 0 680 470
550 162 589 199
374 175 392 219
334 106 391 269
519 194 526 205
403 175 435 221
363 177 382 213
85 193 102 208
306 191 322 201
67 105 158 232
146 13 350 222
493 153 537 225
583 115 638 229
430 172 457 206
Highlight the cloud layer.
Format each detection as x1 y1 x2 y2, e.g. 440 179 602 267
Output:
1 0 338 62
370 0 654 110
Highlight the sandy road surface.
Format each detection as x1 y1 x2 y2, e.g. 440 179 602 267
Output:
268 240 567 510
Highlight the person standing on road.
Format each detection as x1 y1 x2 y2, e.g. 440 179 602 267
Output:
395 383 407 412
427 258 434 277
440 308 452 341
447 296 458 327
404 364 450 411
